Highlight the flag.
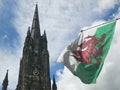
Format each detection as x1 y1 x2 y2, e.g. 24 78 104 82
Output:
57 20 117 84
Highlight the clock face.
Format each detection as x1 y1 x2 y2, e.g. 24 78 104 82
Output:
34 49 38 54
33 68 39 75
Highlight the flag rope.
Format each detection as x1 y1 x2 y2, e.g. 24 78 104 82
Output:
81 18 120 32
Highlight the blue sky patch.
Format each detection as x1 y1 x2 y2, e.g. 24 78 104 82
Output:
0 0 20 50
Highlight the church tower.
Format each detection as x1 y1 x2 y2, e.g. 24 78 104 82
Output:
2 70 8 90
16 4 51 90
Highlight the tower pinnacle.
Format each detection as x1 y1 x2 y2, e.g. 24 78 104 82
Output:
31 4 41 39
2 70 8 90
52 75 57 90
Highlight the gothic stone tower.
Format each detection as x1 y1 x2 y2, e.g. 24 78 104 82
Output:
16 4 51 90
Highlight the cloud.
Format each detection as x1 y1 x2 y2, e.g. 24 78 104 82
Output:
0 0 2 10
93 0 120 13
0 0 120 90
2 35 8 39
114 7 120 18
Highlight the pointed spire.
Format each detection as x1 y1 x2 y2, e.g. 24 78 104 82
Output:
52 75 57 90
27 26 31 36
5 70 8 81
44 30 46 36
2 70 8 90
43 30 47 40
31 4 41 39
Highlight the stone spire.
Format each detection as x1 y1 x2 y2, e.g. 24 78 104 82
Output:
52 75 57 90
31 4 41 39
16 4 51 90
2 70 8 90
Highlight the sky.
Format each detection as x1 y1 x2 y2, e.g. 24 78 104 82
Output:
0 0 120 90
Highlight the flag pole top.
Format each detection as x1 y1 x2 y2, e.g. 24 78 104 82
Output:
81 17 120 32
116 17 120 20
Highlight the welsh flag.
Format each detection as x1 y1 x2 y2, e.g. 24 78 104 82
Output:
57 20 118 84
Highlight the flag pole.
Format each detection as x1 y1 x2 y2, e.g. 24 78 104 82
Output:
81 18 120 32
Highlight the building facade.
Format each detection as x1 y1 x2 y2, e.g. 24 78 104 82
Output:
2 4 57 90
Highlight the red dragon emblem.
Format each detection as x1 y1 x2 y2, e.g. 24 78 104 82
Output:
72 34 106 66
